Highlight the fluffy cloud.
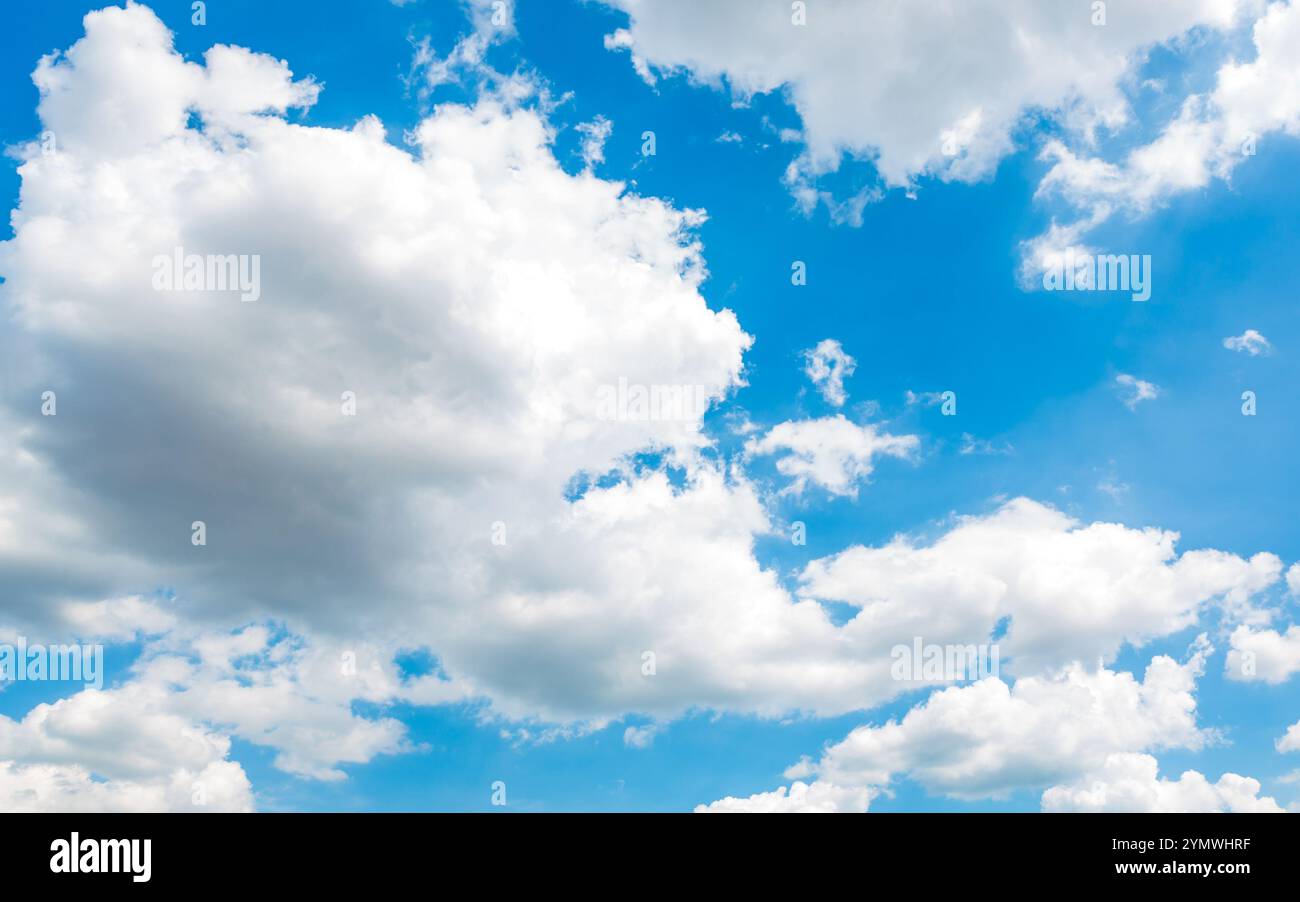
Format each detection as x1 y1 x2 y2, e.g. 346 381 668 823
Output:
0 0 764 803
1041 752 1282 812
129 625 429 781
799 499 1279 675
575 115 614 169
58 595 176 642
595 0 1300 289
705 644 1215 808
0 760 251 813
1226 624 1300 683
745 415 917 496
0 685 254 812
0 608 463 808
597 0 1248 198
0 3 749 660
1223 329 1273 355
1033 1 1300 250
2 2 1293 812
695 780 872 813
802 338 856 406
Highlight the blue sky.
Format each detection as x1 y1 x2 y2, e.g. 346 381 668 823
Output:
1 0 1298 812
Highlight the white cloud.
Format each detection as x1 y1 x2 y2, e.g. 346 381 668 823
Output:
799 499 1279 675
1226 624 1300 683
1 2 802 734
133 626 425 781
1223 328 1273 355
762 644 1212 803
1032 1 1300 252
745 415 918 496
575 115 613 169
1116 373 1161 410
622 723 661 749
695 780 872 813
1276 720 1300 753
802 338 856 406
2 3 1294 812
58 595 176 642
0 760 251 813
0 684 253 812
1042 752 1282 812
597 0 1249 205
406 0 515 93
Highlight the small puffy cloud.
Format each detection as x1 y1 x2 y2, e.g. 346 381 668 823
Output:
695 780 871 813
1042 753 1283 812
622 723 661 749
1226 624 1300 684
1223 329 1273 355
1276 721 1300 753
745 415 918 496
1115 374 1161 410
802 338 856 406
575 115 613 169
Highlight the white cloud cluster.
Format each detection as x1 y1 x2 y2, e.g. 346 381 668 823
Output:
0 0 763 804
1 2 1293 813
407 0 515 93
596 0 1300 286
0 685 253 812
0 760 251 814
1033 1 1300 252
695 779 872 813
708 642 1222 807
799 499 1279 675
1042 752 1282 812
597 0 1249 200
1 597 478 809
